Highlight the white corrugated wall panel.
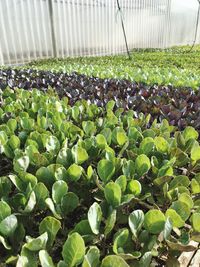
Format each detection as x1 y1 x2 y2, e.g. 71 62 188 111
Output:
0 0 200 65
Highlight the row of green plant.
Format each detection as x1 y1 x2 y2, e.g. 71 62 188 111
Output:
0 87 200 266
24 45 200 89
1 69 200 131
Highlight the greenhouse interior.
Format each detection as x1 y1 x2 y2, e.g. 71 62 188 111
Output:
0 0 200 266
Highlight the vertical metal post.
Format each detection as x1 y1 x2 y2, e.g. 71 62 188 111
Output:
116 0 131 59
48 0 57 57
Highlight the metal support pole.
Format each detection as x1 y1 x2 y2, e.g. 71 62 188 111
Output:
116 0 131 59
186 0 200 53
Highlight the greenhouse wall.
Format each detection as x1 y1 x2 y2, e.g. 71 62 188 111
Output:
0 0 200 65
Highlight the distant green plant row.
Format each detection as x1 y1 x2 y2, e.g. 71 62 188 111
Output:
23 45 200 89
0 87 200 266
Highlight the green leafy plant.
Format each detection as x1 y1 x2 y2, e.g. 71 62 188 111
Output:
0 88 199 266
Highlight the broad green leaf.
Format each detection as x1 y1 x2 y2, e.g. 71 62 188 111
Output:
32 152 49 167
14 156 30 173
169 175 190 189
104 209 117 237
128 210 144 239
25 232 48 251
128 127 143 141
0 214 18 237
157 158 175 178
157 166 173 178
191 178 200 194
165 209 185 228
82 246 100 267
122 160 135 178
101 128 112 145
11 223 25 248
8 135 20 150
45 135 60 153
127 180 141 196
20 172 37 188
0 131 8 145
101 255 129 267
87 166 94 180
17 247 37 267
10 193 26 211
73 220 93 236
52 180 68 204
178 193 193 209
0 176 12 198
39 250 55 267
25 145 39 163
176 132 185 148
56 148 72 168
25 139 39 149
140 137 154 155
139 252 152 267
153 175 172 186
97 159 115 183
115 175 127 193
20 117 34 131
191 144 200 161
113 228 129 254
7 118 17 132
61 192 79 215
34 183 49 209
82 121 96 136
183 126 198 142
45 198 61 219
106 100 115 111
112 127 128 146
104 182 121 208
163 218 173 240
39 216 61 247
9 174 26 191
154 136 169 153
144 210 166 234
185 138 199 153
62 232 85 267
195 173 200 184
88 202 102 235
96 134 107 149
167 186 190 201
3 143 14 158
171 200 190 221
104 146 115 161
37 115 48 129
135 154 150 177
191 232 200 242
72 145 89 165
66 164 83 182
0 201 11 221
57 261 67 267
143 129 156 138
191 213 200 232
55 167 68 181
24 191 36 213
173 148 190 167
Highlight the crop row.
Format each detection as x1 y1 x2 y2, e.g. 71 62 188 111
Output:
1 69 200 131
0 87 199 266
24 46 200 89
